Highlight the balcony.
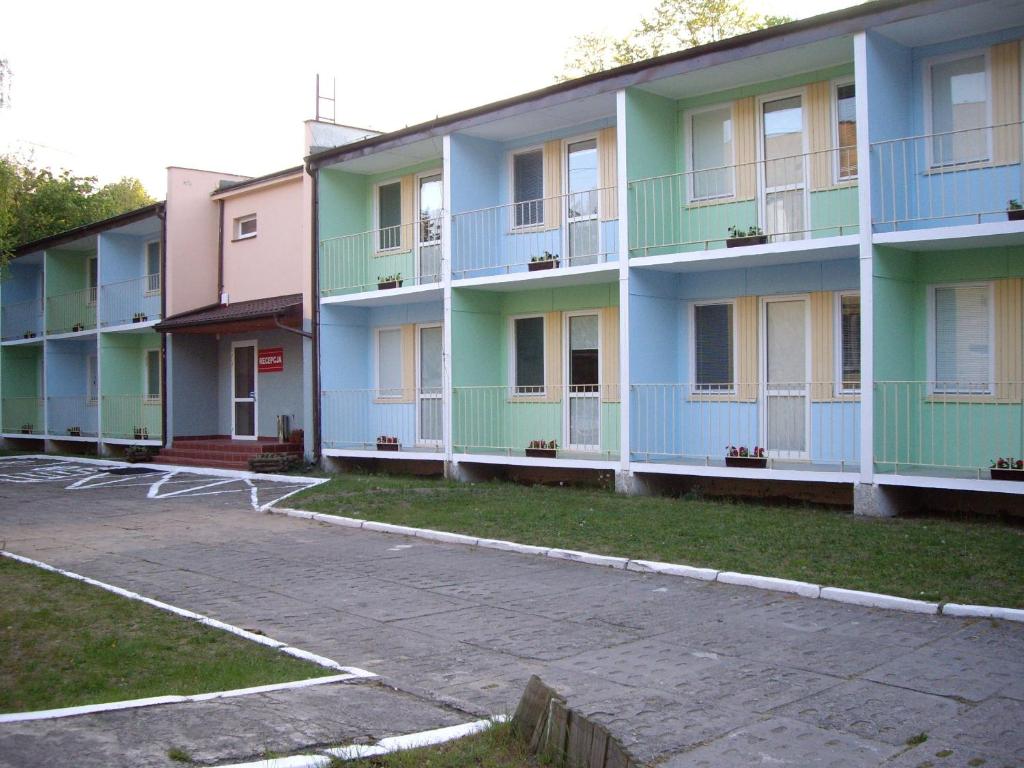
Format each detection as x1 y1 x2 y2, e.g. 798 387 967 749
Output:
321 388 442 455
450 188 618 280
47 396 98 438
452 385 621 462
1 397 44 435
101 394 162 442
320 219 442 298
871 123 1024 234
875 381 1023 480
628 148 859 259
101 275 162 327
630 382 860 473
46 287 97 335
1 298 44 341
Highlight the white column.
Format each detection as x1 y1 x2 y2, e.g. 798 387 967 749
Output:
854 31 875 486
616 89 631 475
442 133 455 468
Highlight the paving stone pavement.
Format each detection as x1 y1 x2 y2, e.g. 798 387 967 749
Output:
1 457 1022 767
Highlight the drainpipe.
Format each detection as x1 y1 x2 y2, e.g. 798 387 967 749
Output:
158 204 168 449
273 310 313 339
307 161 322 464
217 200 225 301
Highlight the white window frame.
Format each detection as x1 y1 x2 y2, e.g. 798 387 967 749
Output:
756 86 811 240
683 102 737 204
144 239 162 295
144 348 162 403
831 78 858 184
414 322 443 447
374 325 404 399
926 281 996 395
689 299 738 394
373 178 403 254
86 354 98 405
508 314 547 397
508 145 545 231
234 214 257 240
922 48 993 169
834 291 861 395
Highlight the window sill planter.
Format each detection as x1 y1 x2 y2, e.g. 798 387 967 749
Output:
528 259 559 272
72 323 85 332
726 235 768 248
23 331 37 339
133 427 149 441
377 280 403 291
991 468 1024 481
376 441 400 452
67 427 81 437
525 447 557 459
1007 209 1024 222
725 456 767 469
20 426 34 435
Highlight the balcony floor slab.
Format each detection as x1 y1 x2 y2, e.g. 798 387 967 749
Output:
630 235 859 273
323 447 444 462
453 451 620 470
873 220 1024 251
99 319 161 334
631 458 859 484
452 261 619 292
875 471 1024 496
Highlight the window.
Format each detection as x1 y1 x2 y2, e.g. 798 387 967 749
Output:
928 53 989 166
145 240 161 293
693 302 734 391
837 293 860 392
931 284 992 394
512 316 545 394
234 214 257 240
88 256 98 304
86 355 98 404
688 106 734 201
376 181 402 250
376 328 403 398
512 149 544 228
834 82 857 180
145 349 161 401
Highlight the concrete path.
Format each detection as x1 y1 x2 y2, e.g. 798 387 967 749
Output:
1 457 1022 767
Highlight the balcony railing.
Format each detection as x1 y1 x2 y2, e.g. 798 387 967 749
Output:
452 384 621 459
1 297 44 340
47 396 98 438
628 147 859 257
321 388 442 451
875 381 1023 477
630 382 860 469
46 288 97 334
450 188 617 279
101 394 162 441
871 122 1024 231
101 276 162 327
320 218 442 297
2 397 44 435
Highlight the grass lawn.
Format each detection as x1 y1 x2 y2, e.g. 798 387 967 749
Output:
339 721 537 768
0 557 325 713
292 473 1024 608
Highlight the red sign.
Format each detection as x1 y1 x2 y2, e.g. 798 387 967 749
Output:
258 347 284 373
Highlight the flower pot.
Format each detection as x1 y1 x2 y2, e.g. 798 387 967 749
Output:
990 468 1024 481
72 323 84 332
1008 209 1024 221
67 427 81 437
726 235 768 248
134 428 148 440
725 456 767 468
21 427 33 435
377 280 403 290
376 441 400 451
528 259 559 272
525 448 556 458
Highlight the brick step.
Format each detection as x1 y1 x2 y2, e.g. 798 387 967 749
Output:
150 456 251 471
156 450 279 463
171 441 302 454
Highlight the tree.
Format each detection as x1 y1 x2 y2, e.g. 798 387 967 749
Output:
0 58 10 109
558 0 793 80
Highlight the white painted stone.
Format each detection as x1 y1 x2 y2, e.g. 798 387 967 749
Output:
717 571 821 598
546 548 629 569
414 528 479 546
361 521 421 536
942 603 1024 622
819 587 938 614
274 507 315 520
309 512 364 529
280 647 346 670
625 560 719 581
476 538 550 556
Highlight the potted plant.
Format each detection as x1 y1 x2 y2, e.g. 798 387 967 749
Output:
528 251 560 272
377 273 403 290
23 331 36 339
124 444 154 463
525 439 557 458
1008 200 1024 221
990 457 1024 481
72 322 85 332
21 423 33 435
376 435 400 451
726 225 768 248
725 445 767 468
133 426 149 441
67 426 81 437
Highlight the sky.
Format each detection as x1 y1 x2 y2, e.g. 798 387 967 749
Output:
0 0 860 198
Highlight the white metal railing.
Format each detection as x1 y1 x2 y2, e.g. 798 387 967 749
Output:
630 382 860 469
2 397 44 435
452 384 620 459
321 388 442 451
871 122 1024 230
1 297 44 340
450 187 617 278
47 396 98 437
101 394 162 441
320 218 443 296
628 147 859 257
46 288 97 334
875 381 1023 476
101 276 162 327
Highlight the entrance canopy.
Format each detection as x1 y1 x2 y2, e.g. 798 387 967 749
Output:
155 294 302 335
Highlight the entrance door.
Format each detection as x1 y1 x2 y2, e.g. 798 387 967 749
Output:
232 341 257 440
759 94 807 242
565 312 600 452
417 173 442 284
416 324 442 447
762 297 809 459
565 139 599 266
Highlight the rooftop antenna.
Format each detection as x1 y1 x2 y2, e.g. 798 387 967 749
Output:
315 74 336 124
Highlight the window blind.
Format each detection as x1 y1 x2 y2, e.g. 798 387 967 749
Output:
377 328 403 397
934 285 991 392
840 294 860 389
694 303 733 390
514 317 544 391
513 150 544 227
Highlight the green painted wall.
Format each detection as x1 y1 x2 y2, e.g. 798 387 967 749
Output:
810 188 860 238
100 332 160 395
45 249 91 296
1 345 43 433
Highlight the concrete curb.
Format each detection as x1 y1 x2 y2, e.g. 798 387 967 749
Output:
267 507 1023 623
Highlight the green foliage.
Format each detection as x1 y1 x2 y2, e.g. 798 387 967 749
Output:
558 0 793 80
0 58 11 109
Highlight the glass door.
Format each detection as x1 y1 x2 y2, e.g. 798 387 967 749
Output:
417 173 442 284
416 324 442 447
565 313 600 452
762 298 808 459
565 139 599 266
232 342 257 440
760 95 807 242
